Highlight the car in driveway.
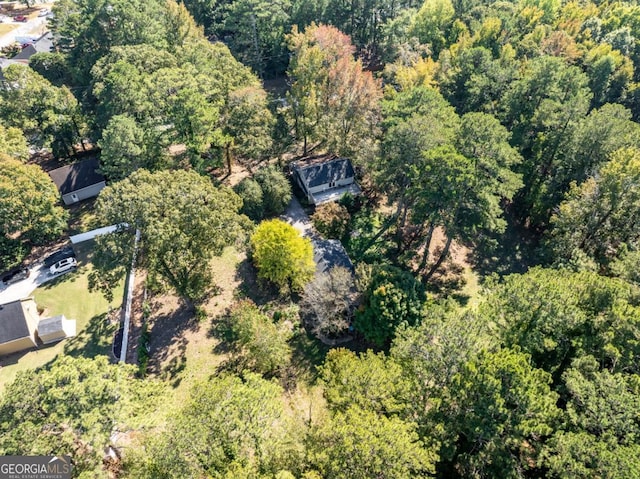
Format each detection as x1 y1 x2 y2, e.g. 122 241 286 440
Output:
13 15 28 22
38 9 49 17
2 267 30 285
43 246 76 269
49 257 77 276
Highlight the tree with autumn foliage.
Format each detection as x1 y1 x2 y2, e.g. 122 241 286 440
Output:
286 24 382 161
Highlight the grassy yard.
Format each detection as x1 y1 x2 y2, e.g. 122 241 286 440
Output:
0 244 124 391
140 246 330 428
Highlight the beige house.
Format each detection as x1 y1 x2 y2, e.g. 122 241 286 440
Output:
0 298 40 356
0 299 77 356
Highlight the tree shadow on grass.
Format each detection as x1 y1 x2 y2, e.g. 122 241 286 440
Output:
63 312 118 360
286 326 330 386
424 259 469 304
146 300 197 388
233 257 282 306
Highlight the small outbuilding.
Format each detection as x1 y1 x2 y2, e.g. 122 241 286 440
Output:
292 156 361 205
48 157 106 205
0 298 39 356
37 315 77 344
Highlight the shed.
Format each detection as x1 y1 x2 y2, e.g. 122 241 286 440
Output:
292 156 361 205
37 315 76 344
48 157 106 205
0 298 39 356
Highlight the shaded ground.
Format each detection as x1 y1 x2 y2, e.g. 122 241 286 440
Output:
145 248 245 387
467 208 543 277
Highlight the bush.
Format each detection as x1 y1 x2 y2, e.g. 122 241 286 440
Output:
228 300 292 376
311 203 351 239
254 166 292 216
234 177 264 221
354 265 426 346
250 219 315 293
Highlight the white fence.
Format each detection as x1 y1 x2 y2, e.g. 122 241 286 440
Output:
69 223 128 244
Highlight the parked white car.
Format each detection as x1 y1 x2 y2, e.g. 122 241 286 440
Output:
49 257 77 276
38 9 49 17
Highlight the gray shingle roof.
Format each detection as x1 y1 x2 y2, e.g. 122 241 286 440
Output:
48 157 105 195
313 238 354 275
0 300 31 343
295 157 355 188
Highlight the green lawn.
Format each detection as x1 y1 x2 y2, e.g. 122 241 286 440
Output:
0 255 124 391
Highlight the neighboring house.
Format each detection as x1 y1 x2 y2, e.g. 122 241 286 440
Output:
37 315 76 344
0 32 53 70
48 157 106 205
0 298 39 356
292 156 361 205
0 298 77 356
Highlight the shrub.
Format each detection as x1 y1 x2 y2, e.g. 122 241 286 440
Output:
250 219 315 293
228 300 292 375
254 166 292 216
311 202 351 239
234 177 264 221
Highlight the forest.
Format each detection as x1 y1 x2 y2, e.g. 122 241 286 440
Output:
0 0 640 477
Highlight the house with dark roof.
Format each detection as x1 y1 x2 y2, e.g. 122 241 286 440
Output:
0 298 39 356
313 238 355 275
292 156 361 205
48 157 106 205
0 33 54 71
0 298 77 356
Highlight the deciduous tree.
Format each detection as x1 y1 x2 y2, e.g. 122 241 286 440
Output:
0 124 28 161
91 169 249 306
250 219 315 293
286 24 382 159
0 156 68 250
302 266 356 339
226 300 292 376
0 356 160 477
309 405 436 479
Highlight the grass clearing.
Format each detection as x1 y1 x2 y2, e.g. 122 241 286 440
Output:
140 246 329 428
0 244 124 392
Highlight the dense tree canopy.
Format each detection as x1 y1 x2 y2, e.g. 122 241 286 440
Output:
0 356 160 477
6 0 640 477
92 169 249 305
0 156 68 269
